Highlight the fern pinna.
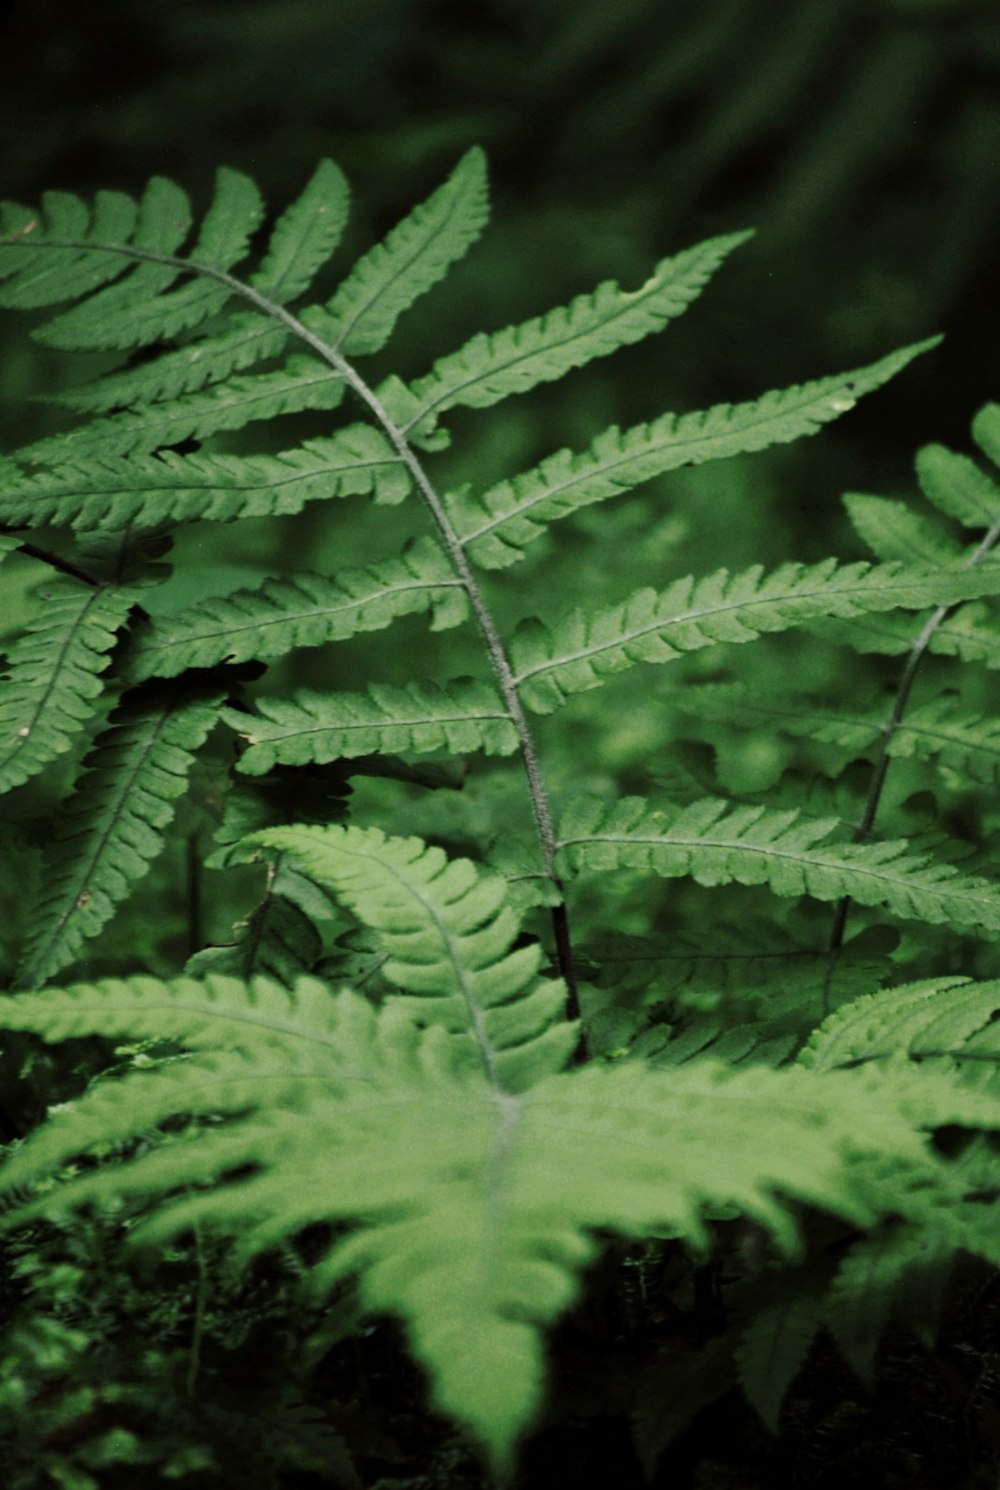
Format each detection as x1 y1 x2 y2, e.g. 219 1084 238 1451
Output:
4 153 1000 1476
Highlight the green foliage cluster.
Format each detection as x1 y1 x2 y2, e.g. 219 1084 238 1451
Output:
3 150 1000 1484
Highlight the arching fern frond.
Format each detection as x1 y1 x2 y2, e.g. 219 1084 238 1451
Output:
556 796 1000 937
3 971 999 1474
14 685 223 988
123 536 466 682
0 579 135 791
43 313 288 415
226 679 518 776
0 425 408 531
449 340 938 569
510 561 1000 714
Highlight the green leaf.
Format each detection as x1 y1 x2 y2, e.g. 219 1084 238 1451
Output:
736 1291 824 1432
27 173 262 352
189 167 264 271
226 678 518 775
511 560 1000 714
0 581 135 791
450 341 941 568
675 682 1000 783
0 973 993 1474
0 190 136 308
556 795 1000 937
386 229 752 434
307 147 488 355
123 536 467 681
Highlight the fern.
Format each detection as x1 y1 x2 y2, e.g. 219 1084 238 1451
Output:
556 794 1000 935
6 829 1000 1473
123 537 467 682
3 151 1000 1477
0 579 136 790
510 559 1000 713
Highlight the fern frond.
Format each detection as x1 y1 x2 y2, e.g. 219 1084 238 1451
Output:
249 158 350 304
0 424 408 530
821 1225 954 1383
510 561 1000 714
556 796 1000 937
123 537 467 682
17 355 346 464
383 230 752 437
449 341 940 568
305 147 487 356
226 679 518 776
0 580 135 791
252 822 572 1092
14 686 223 988
0 975 993 1476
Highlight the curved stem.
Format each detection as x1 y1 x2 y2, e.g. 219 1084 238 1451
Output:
30 239 583 1023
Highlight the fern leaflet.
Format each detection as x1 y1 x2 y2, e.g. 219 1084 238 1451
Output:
249 158 350 304
380 230 753 437
800 976 1000 1072
449 340 939 569
0 425 408 531
123 536 467 681
510 560 1000 714
673 682 1000 783
15 685 223 988
17 355 347 465
0 580 135 791
557 795 1000 937
226 680 519 776
305 147 487 355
